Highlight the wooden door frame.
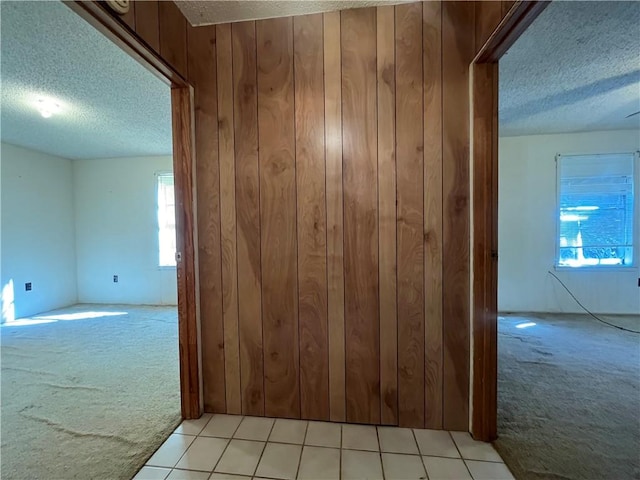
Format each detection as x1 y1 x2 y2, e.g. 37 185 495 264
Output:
470 0 549 442
64 1 202 419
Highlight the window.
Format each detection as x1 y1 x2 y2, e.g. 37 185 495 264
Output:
157 173 176 267
557 153 636 268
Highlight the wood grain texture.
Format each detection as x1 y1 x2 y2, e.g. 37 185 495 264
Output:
134 0 160 53
502 1 516 16
232 21 264 416
187 24 225 413
323 11 346 423
376 5 398 426
395 2 425 428
216 23 242 415
341 7 380 425
159 0 187 79
471 62 499 441
442 1 474 431
422 0 444 430
171 87 200 419
475 1 504 53
257 17 300 419
294 13 330 421
118 0 135 30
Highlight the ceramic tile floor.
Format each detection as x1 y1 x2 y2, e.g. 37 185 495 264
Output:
134 414 514 480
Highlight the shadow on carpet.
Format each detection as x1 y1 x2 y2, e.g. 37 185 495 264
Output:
1 304 181 480
495 313 640 480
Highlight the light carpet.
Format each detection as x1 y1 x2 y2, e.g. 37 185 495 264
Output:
1 304 181 480
495 313 640 480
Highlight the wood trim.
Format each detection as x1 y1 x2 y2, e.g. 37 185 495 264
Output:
172 86 201 419
471 62 498 441
471 0 548 441
64 1 187 86
474 1 550 63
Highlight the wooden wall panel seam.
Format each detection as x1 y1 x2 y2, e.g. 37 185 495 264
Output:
323 10 346 423
216 23 242 414
376 4 398 426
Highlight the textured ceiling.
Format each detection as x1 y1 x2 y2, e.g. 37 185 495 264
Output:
0 1 172 160
500 1 640 137
175 1 401 25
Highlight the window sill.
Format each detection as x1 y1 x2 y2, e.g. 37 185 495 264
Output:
553 265 638 272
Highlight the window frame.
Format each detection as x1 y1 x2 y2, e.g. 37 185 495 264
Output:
554 151 639 271
156 170 177 270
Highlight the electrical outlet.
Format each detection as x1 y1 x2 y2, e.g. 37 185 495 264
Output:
113 275 118 283
25 282 32 291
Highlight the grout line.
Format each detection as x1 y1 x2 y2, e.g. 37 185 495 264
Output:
293 421 310 479
450 431 475 478
375 425 385 480
207 415 243 474
339 423 343 480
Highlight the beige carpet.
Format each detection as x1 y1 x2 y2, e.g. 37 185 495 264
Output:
495 313 640 480
1 304 181 480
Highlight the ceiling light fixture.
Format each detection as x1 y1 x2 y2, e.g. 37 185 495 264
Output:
35 98 62 118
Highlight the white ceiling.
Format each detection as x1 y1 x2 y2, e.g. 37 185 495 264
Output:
175 1 400 26
0 1 172 160
500 1 640 137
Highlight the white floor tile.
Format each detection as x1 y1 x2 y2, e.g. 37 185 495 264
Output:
255 443 302 480
208 474 251 480
214 439 265 476
413 429 460 458
305 421 341 448
466 460 515 480
268 418 308 444
175 437 228 472
133 466 171 480
147 434 196 468
200 414 243 438
297 446 340 480
233 416 274 441
165 469 210 480
381 453 426 480
341 424 379 451
341 450 383 480
450 432 502 462
377 427 419 454
423 456 472 480
173 414 213 436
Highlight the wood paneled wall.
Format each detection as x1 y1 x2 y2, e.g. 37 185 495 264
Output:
101 0 514 431
202 1 477 430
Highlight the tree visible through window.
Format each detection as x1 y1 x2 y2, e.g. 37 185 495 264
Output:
157 173 176 267
557 153 636 268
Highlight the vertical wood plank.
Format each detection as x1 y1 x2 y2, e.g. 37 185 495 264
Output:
232 21 264 416
376 5 398 426
217 23 242 415
341 7 380 425
171 87 200 418
442 1 474 431
134 0 160 53
423 0 444 430
395 2 425 428
323 11 346 423
159 0 188 79
294 13 330 421
187 24 225 413
502 1 516 17
257 17 300 419
119 0 135 30
475 1 504 53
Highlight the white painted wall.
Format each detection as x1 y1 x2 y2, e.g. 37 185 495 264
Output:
1 143 77 321
74 156 177 305
498 130 640 314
